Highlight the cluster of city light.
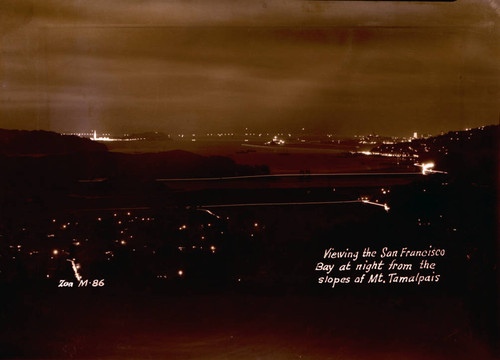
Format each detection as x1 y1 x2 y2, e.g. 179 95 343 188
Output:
265 136 285 146
90 130 118 142
82 130 146 142
2 182 468 284
64 126 489 150
358 150 419 159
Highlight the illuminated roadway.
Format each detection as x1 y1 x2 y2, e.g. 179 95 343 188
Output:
154 172 425 190
77 167 445 211
201 200 361 208
155 172 421 182
201 199 390 212
72 201 390 212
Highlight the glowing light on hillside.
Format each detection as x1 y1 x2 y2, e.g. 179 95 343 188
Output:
421 162 435 175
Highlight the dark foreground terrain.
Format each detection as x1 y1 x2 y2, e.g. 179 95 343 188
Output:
0 126 497 359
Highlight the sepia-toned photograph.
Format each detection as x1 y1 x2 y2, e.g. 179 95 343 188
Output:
0 0 498 359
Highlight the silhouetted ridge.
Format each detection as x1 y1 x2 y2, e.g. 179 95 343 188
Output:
0 149 270 185
0 129 107 155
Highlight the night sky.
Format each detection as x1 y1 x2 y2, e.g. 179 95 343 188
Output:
0 0 498 136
